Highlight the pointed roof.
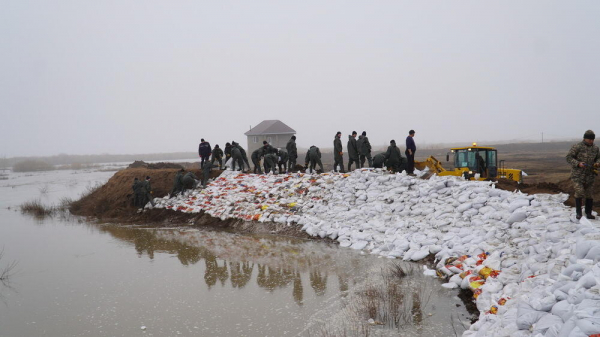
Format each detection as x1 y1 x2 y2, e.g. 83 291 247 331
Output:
244 120 296 136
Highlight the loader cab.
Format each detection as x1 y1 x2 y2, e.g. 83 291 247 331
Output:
449 144 498 179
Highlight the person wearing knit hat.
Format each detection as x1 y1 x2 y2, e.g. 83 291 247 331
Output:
566 130 600 219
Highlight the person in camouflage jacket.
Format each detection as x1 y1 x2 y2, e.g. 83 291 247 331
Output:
211 144 224 170
566 130 600 219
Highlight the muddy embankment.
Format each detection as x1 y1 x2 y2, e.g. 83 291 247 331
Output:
493 178 600 208
69 163 314 239
70 162 599 235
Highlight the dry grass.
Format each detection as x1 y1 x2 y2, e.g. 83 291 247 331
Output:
19 197 74 219
20 199 54 217
311 262 441 336
0 248 17 283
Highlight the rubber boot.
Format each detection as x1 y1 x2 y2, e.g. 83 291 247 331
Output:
576 198 583 219
585 198 596 219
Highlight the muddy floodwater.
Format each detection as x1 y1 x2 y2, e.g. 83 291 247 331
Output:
0 166 473 336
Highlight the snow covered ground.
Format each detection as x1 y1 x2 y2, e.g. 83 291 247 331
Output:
153 168 600 336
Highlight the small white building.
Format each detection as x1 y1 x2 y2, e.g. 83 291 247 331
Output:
245 120 296 154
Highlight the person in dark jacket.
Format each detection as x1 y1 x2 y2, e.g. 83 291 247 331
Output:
261 141 276 173
264 147 278 174
132 177 142 207
286 136 298 170
181 171 199 194
202 162 213 187
251 147 264 174
238 143 251 172
566 130 600 219
224 143 232 163
170 169 185 198
360 131 373 168
198 138 212 169
372 153 386 169
405 130 416 175
347 131 359 172
140 176 155 208
305 145 324 174
385 140 402 172
211 144 224 170
333 132 345 173
278 148 289 173
231 142 244 171
357 135 364 168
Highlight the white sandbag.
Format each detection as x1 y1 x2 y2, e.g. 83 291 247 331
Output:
507 211 528 225
584 245 600 261
410 248 430 261
530 294 557 312
349 240 369 250
456 202 473 213
562 264 586 277
441 282 458 289
532 314 564 336
516 303 548 330
577 272 598 289
574 307 600 335
509 199 530 212
575 238 599 259
558 316 577 337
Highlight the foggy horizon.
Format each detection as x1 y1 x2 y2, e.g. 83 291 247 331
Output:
2 1 599 158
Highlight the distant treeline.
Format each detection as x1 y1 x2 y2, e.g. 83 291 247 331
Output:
0 152 198 170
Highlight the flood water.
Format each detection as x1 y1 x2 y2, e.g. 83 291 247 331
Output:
0 166 473 336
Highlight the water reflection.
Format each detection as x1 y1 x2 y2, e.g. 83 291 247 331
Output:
100 225 359 306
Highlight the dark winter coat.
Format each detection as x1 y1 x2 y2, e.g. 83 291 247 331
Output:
360 136 372 156
357 136 364 156
347 135 358 160
170 171 184 196
198 141 212 158
278 149 289 164
305 146 321 163
384 141 402 165
333 136 343 160
373 153 386 168
286 138 297 159
225 144 232 159
212 147 223 160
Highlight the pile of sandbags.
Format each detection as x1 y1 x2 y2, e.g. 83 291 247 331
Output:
153 167 600 336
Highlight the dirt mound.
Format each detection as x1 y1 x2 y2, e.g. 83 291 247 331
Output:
127 160 186 170
493 180 564 195
493 178 600 208
70 167 221 218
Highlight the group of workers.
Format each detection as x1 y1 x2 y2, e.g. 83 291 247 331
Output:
132 176 154 211
197 130 418 175
139 129 600 220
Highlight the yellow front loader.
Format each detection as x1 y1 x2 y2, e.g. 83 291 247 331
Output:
415 143 523 183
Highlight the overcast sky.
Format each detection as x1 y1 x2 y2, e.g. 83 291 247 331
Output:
1 1 599 157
